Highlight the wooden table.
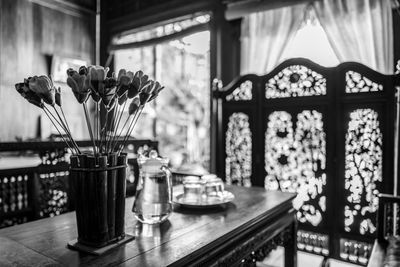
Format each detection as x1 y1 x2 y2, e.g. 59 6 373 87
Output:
0 185 297 267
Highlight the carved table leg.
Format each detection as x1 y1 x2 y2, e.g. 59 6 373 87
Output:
284 216 297 267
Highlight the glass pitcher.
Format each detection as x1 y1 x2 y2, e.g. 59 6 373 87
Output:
132 151 173 224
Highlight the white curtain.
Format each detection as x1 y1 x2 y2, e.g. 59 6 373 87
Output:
240 4 307 74
314 0 393 74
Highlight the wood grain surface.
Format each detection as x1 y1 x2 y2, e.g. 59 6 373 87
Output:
0 185 296 266
0 0 95 141
0 237 60 267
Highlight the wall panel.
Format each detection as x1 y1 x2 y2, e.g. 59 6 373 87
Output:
0 0 95 141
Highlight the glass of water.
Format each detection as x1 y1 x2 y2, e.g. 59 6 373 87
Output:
204 177 224 199
183 176 205 204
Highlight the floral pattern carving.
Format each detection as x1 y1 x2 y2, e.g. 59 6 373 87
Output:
226 81 253 101
265 111 295 190
345 71 383 93
265 65 326 99
216 223 294 266
225 112 252 186
344 109 382 235
265 110 326 226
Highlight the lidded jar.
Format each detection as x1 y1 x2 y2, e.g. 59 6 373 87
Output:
132 151 172 224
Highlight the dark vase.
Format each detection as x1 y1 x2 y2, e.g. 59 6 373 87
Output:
69 153 127 248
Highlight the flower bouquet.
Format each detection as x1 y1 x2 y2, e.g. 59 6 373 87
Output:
15 66 164 251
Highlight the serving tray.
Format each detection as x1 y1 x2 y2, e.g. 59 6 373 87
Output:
173 191 234 208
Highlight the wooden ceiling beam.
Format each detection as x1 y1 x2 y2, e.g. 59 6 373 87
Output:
28 0 96 17
107 0 214 36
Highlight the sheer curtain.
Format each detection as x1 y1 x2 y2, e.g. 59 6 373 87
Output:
314 0 393 74
240 4 307 74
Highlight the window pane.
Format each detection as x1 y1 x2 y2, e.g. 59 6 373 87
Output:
114 30 210 172
113 14 210 45
114 46 154 75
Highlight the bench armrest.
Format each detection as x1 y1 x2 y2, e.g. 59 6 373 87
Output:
367 240 385 267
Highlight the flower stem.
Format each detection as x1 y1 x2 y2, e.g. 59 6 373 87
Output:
43 107 76 154
44 106 80 153
99 108 109 154
105 105 117 153
97 102 100 149
54 106 81 154
118 106 143 154
83 103 97 156
106 103 122 153
111 110 133 152
109 99 127 153
94 102 97 150
59 106 72 135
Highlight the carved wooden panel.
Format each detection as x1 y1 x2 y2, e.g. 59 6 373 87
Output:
345 71 383 93
226 81 252 101
0 174 30 228
297 230 329 256
38 171 70 218
265 65 326 99
344 108 382 235
265 111 294 190
216 223 294 266
265 110 326 227
225 112 252 187
339 238 372 265
0 175 29 214
218 59 398 264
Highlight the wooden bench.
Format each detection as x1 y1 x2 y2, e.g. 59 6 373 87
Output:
368 194 400 267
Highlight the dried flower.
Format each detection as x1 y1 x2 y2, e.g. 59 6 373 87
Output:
15 80 30 97
28 75 55 105
138 91 150 105
117 69 133 97
118 93 128 105
67 68 90 103
138 80 155 105
141 80 154 94
15 81 43 108
136 71 149 87
55 87 61 106
88 66 109 102
106 96 117 111
148 82 164 102
130 70 149 96
79 66 88 75
128 97 140 115
14 66 165 156
127 83 139 99
103 76 117 106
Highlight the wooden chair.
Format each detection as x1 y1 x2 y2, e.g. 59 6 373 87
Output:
0 162 72 228
0 167 36 228
368 193 400 267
